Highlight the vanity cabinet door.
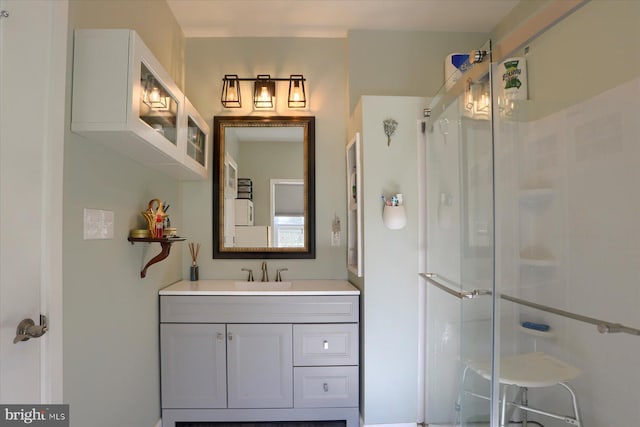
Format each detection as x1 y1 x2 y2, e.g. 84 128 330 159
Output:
227 324 293 408
160 323 227 409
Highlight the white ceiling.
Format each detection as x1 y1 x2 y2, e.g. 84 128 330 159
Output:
167 0 520 38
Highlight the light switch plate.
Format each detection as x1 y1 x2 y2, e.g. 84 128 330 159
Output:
331 215 341 246
84 208 114 240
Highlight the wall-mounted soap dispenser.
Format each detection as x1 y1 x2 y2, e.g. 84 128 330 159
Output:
382 193 407 230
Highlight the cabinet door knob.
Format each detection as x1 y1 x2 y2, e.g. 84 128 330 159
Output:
217 332 224 343
323 383 329 392
227 332 233 341
323 340 329 350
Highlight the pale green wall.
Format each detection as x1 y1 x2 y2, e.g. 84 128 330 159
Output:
182 37 348 279
512 0 640 120
64 1 184 426
347 30 488 113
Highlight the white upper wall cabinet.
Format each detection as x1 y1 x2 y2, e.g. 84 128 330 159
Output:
71 29 209 180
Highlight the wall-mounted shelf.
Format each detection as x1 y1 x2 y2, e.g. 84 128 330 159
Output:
520 257 556 267
519 247 555 267
128 236 185 278
519 323 556 338
519 187 554 209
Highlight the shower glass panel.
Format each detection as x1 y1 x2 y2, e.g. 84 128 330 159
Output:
424 39 496 426
493 2 640 425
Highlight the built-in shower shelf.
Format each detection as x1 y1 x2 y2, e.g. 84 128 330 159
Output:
520 247 555 267
519 188 554 208
520 257 556 267
519 323 556 338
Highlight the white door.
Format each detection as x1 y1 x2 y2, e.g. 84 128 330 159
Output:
0 0 66 403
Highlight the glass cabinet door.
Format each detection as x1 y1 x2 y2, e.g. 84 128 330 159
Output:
139 62 179 146
187 116 206 167
182 97 210 178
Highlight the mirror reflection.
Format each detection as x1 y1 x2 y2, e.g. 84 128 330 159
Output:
213 116 315 259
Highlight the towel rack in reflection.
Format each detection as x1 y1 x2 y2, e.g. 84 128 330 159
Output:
420 272 640 337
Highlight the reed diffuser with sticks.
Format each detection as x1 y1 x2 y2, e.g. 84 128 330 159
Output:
188 242 200 281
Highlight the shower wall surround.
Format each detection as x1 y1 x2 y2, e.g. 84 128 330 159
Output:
494 76 640 426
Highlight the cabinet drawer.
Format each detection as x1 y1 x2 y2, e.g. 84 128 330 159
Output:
161 295 359 323
294 367 358 408
293 324 358 366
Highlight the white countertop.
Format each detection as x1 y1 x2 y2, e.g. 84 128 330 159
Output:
159 279 360 296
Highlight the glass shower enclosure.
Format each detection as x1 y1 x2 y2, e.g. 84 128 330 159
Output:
422 3 640 426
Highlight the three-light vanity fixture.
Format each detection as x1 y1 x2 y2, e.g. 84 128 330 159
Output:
221 74 307 109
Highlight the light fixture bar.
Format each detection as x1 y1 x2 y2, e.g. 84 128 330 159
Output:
220 74 307 109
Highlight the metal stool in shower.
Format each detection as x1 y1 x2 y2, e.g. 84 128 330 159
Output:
460 352 582 426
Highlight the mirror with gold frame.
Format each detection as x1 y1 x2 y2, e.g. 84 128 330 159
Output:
213 116 315 258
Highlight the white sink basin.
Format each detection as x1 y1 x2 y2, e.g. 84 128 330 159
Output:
234 281 292 291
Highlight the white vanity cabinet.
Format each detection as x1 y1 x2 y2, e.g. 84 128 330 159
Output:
71 29 209 180
159 288 360 427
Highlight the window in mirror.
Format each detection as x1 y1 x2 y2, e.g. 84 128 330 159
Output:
271 179 304 248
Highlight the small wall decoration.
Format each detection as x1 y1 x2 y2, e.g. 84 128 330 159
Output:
383 118 398 146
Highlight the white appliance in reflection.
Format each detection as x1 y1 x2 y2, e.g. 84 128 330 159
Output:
235 225 271 247
234 199 254 226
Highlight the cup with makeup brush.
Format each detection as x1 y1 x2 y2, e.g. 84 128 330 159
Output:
189 242 200 281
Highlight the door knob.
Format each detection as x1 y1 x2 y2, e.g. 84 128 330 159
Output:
13 315 48 344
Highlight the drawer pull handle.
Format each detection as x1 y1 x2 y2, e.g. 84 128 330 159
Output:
323 383 329 392
323 340 329 350
217 333 224 343
228 333 233 341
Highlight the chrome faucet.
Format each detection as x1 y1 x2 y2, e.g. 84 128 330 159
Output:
261 261 269 282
